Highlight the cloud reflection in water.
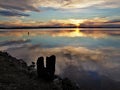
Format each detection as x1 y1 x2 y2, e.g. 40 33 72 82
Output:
0 28 120 88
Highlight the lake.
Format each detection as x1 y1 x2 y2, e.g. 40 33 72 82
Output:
0 28 120 88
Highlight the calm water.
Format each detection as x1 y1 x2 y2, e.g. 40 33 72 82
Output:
0 28 120 87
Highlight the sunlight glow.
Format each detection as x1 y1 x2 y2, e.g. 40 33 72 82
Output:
52 28 85 37
69 19 84 27
71 28 84 37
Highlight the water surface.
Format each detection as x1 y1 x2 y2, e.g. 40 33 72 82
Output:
0 28 120 88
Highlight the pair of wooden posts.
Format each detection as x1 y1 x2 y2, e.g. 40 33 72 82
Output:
37 55 56 81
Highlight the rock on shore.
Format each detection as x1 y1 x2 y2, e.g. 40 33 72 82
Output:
0 51 78 90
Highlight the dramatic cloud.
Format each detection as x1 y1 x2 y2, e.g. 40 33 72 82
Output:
80 18 120 28
0 0 119 13
0 0 40 17
34 0 104 9
0 18 120 28
0 10 29 17
0 0 119 18
97 0 120 8
0 0 40 12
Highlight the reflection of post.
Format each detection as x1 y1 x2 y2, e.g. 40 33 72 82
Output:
28 32 30 36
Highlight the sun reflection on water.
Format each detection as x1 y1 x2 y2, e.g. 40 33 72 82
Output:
71 28 85 37
51 28 85 37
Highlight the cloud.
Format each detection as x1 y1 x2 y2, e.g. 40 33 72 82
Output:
0 0 40 12
79 18 120 28
0 17 120 28
0 10 29 17
0 0 119 14
34 0 120 9
0 19 36 27
105 19 120 24
0 0 101 10
0 0 119 18
34 0 104 9
96 0 120 8
0 0 40 17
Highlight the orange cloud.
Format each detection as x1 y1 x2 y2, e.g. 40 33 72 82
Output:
0 18 120 28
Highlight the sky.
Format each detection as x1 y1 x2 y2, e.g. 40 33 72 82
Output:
0 0 120 27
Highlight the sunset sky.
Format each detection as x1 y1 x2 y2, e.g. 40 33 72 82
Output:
0 0 120 27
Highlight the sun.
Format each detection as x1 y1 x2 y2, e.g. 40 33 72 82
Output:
69 19 84 27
